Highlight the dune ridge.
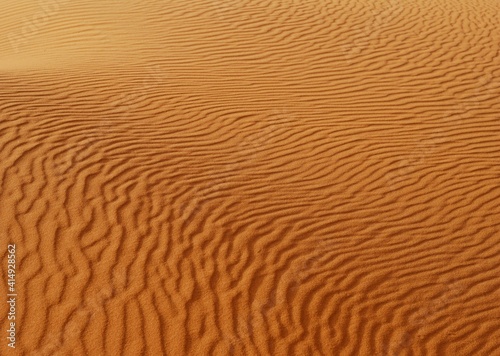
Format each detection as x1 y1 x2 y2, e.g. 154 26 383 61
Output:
1 0 500 355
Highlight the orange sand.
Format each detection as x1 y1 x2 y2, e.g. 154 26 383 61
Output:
1 0 500 355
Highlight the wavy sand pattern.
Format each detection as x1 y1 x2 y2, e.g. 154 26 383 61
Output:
1 0 500 355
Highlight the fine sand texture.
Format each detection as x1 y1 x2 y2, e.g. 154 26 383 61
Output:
1 0 500 355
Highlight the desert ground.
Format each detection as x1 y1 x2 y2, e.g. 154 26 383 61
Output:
1 0 500 355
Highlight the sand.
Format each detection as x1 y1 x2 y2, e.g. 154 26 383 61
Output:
1 0 500 355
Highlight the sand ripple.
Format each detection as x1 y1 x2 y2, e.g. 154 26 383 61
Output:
1 0 500 354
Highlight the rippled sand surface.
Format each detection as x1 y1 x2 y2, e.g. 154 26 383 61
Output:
1 0 500 355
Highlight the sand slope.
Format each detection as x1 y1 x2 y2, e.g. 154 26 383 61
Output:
1 0 500 355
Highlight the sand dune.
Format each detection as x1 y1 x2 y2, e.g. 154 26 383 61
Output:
1 0 500 354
